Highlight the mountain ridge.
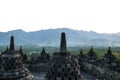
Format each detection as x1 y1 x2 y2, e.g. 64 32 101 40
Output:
0 28 120 47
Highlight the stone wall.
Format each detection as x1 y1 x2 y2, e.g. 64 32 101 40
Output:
82 63 120 80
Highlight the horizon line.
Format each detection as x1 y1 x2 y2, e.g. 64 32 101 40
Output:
0 27 119 34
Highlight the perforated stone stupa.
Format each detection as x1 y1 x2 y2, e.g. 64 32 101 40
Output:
46 32 83 80
0 36 33 80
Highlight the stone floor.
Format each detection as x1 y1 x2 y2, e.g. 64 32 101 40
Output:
32 71 98 80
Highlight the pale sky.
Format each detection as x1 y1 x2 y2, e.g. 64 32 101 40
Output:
0 0 120 33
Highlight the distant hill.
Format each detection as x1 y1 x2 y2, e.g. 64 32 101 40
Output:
1 28 120 47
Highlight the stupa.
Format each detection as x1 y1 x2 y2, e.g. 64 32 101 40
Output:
0 36 33 80
87 47 97 63
46 32 83 80
37 47 50 63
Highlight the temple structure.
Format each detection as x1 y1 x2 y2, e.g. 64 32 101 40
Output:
19 46 28 63
87 47 97 63
37 47 50 63
102 47 119 71
0 36 33 80
46 32 83 80
103 47 116 63
78 49 87 66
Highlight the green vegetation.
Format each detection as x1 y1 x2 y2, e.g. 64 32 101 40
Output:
0 46 120 63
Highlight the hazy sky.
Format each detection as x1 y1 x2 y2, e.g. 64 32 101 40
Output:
0 0 120 33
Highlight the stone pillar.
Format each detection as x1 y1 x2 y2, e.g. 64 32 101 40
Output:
19 46 23 53
107 46 112 55
10 36 15 50
60 32 67 52
41 47 46 54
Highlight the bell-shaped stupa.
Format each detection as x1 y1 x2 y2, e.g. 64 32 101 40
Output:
0 36 33 80
46 32 83 80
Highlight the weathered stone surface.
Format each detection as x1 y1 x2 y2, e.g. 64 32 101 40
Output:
46 32 83 80
0 36 34 80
